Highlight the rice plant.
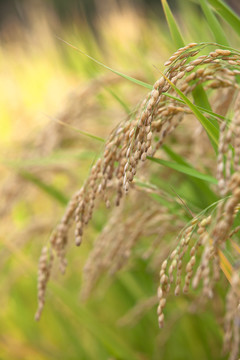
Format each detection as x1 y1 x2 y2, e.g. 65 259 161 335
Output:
32 1 240 359
2 0 240 359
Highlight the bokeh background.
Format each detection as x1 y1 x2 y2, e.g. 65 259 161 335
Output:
0 1 239 359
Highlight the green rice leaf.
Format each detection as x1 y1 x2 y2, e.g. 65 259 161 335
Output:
162 144 190 166
2 157 69 205
199 0 229 45
163 92 230 123
56 37 153 90
19 170 69 206
161 0 185 48
191 82 219 150
161 145 218 206
44 113 105 143
161 73 219 152
148 156 217 184
192 84 219 133
106 88 131 114
192 84 212 113
1 150 97 168
207 0 240 37
134 178 192 218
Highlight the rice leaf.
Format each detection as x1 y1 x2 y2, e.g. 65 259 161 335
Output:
164 92 230 123
192 84 219 132
134 178 194 218
161 0 185 48
56 37 153 90
106 88 131 114
199 0 229 45
147 156 217 183
1 150 97 168
162 145 218 206
161 73 219 152
134 179 160 192
3 158 69 206
162 145 192 166
156 16 226 143
192 83 212 113
44 113 105 143
184 43 218 136
19 170 69 206
207 0 240 37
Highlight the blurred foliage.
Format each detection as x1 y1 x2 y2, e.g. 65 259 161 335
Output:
0 1 239 359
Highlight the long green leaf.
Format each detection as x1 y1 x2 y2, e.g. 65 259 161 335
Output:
1 150 97 168
158 6 219 143
148 156 217 183
135 178 192 218
161 73 219 152
199 0 229 45
19 170 69 206
207 0 240 37
56 37 153 90
161 0 185 48
163 92 230 123
162 145 192 166
43 113 105 143
192 84 219 151
192 83 212 114
162 145 218 206
106 88 131 114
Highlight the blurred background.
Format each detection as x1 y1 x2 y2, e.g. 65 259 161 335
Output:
0 1 239 359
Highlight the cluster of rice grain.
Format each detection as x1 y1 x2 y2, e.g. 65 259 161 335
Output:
36 43 240 358
157 171 240 320
157 142 240 356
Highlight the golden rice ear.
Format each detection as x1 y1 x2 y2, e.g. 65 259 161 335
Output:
157 175 240 319
35 246 54 321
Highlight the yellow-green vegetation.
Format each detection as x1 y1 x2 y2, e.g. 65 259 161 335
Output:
1 1 240 359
